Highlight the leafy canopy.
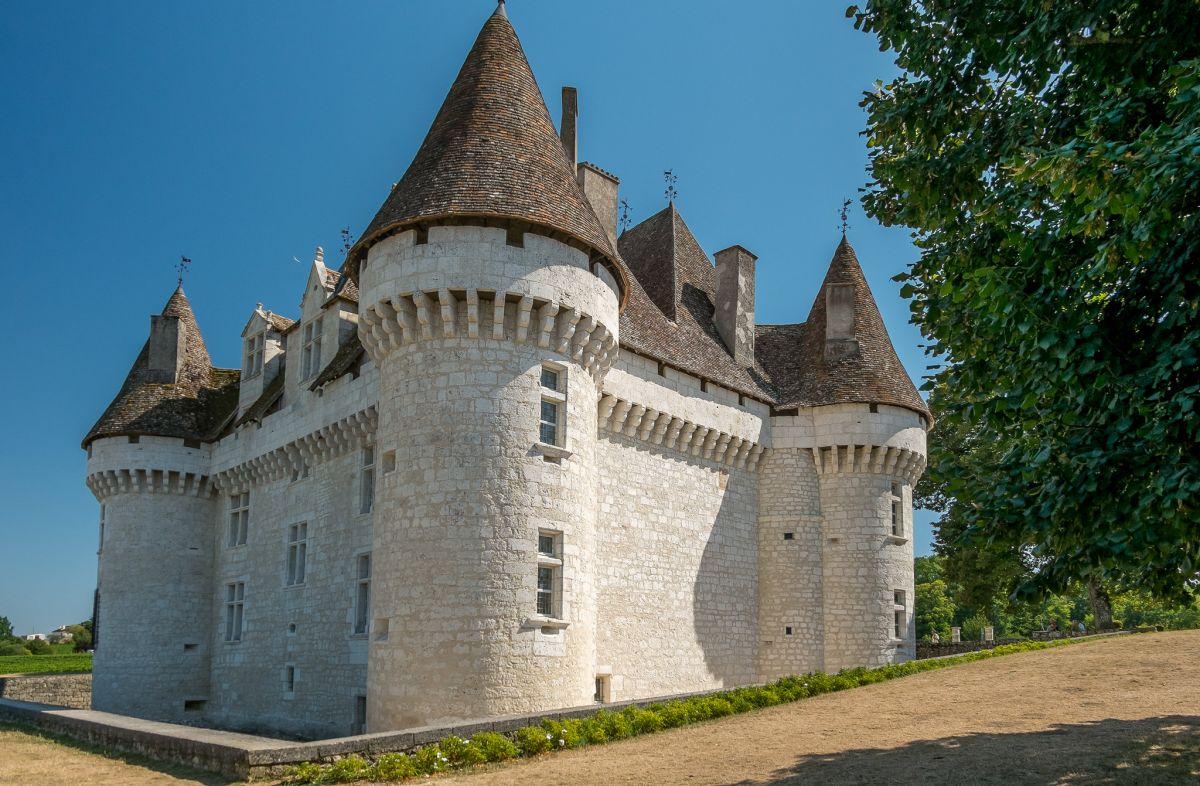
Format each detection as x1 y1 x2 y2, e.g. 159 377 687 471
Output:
849 0 1200 598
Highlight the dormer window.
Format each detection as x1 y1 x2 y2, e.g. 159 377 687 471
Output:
302 317 324 379
244 333 264 378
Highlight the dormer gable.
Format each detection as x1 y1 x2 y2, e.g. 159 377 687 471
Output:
236 303 293 419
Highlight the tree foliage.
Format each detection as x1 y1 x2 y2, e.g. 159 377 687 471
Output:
850 1 1200 598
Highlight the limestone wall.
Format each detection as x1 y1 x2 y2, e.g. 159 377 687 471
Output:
0 674 92 709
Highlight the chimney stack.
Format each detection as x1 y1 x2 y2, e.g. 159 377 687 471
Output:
147 313 186 383
714 245 757 366
824 283 858 360
560 86 578 169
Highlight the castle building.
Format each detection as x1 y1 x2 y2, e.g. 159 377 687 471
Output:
83 4 928 739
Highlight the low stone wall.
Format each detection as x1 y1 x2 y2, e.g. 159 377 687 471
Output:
0 674 91 709
916 638 1023 659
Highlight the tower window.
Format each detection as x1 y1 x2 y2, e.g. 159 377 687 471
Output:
283 663 296 698
353 553 371 636
536 530 562 618
783 532 794 541
302 317 324 379
244 332 264 378
890 481 905 537
538 364 566 451
228 492 249 547
224 582 245 642
353 695 368 735
98 505 105 555
893 589 906 640
286 523 308 587
359 445 376 515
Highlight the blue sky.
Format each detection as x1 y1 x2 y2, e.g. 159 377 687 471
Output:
0 1 937 635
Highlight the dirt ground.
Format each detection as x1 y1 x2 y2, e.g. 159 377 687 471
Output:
1 631 1197 785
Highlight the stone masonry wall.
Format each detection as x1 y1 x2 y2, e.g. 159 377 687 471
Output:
0 674 92 709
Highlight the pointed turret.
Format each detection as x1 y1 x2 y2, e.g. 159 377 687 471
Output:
785 236 927 416
83 286 239 448
347 4 626 300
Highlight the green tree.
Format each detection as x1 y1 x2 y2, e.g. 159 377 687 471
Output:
0 615 12 641
65 624 92 652
25 637 51 655
915 579 957 641
850 1 1200 599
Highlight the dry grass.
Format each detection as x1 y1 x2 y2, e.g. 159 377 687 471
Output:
1 631 1196 785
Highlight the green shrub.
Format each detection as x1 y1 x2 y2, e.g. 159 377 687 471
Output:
410 744 448 775
515 725 552 757
657 700 692 728
471 731 518 762
0 642 29 657
626 707 665 735
540 718 582 749
439 734 487 767
325 754 370 783
285 762 326 784
373 752 416 780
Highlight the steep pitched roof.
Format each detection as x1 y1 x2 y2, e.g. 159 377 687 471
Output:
310 335 367 391
619 205 775 400
756 237 928 415
348 5 626 300
83 287 240 448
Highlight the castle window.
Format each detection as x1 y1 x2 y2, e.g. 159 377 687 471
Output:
783 532 794 541
353 695 368 735
539 363 566 451
890 481 905 537
283 663 296 698
353 553 371 636
98 505 105 555
224 582 244 642
359 446 375 515
301 317 324 379
286 523 308 587
228 492 249 547
893 589 906 640
244 333 264 378
536 530 563 618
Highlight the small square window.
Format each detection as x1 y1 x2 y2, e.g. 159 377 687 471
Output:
783 532 794 541
785 626 793 635
539 399 560 445
541 367 560 391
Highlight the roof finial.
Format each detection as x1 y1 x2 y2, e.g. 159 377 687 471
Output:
176 255 191 287
839 197 852 237
664 170 678 204
495 0 507 18
314 245 324 266
619 198 632 235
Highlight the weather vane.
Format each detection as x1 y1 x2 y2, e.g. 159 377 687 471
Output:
839 198 852 235
341 226 353 254
176 255 192 286
619 198 632 234
664 170 678 203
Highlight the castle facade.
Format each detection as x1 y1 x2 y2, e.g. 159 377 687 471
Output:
83 4 928 739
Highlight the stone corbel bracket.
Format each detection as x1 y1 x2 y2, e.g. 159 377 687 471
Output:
359 290 617 381
598 393 764 471
810 443 926 485
214 405 378 492
86 469 217 502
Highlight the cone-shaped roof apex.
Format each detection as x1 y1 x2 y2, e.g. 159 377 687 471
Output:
83 285 239 449
348 6 625 300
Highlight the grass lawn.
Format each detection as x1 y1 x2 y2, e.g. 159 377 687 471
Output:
0 653 92 675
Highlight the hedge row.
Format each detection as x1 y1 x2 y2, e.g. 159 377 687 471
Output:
0 654 93 675
284 637 1087 784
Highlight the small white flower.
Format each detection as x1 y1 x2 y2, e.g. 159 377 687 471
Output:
559 738 566 747
546 733 552 740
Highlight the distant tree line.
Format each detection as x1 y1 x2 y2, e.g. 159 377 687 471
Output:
0 615 93 657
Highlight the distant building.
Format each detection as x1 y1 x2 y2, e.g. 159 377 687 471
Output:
23 634 47 642
47 628 74 644
83 3 928 739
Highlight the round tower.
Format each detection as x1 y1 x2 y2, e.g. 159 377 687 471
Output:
348 4 627 730
82 286 235 721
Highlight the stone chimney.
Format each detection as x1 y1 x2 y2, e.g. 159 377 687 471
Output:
824 283 858 360
577 162 620 248
147 313 186 383
714 245 757 366
560 86 578 169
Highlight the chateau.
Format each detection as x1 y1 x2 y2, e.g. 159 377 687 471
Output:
83 4 928 739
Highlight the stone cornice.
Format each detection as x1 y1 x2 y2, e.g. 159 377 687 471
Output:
86 469 217 502
214 406 377 492
811 443 926 485
359 289 617 379
598 393 764 471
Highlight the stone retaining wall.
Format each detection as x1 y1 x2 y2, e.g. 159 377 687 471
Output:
0 674 91 709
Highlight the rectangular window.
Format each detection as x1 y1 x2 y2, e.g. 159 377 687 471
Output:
894 589 906 640
98 505 106 554
284 663 296 696
302 317 324 379
536 530 562 618
224 582 245 642
244 333 264 377
286 523 308 586
890 481 905 537
354 553 371 636
539 364 565 448
228 492 249 547
359 446 375 515
353 695 368 735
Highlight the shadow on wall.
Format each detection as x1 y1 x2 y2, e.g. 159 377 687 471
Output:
727 715 1200 785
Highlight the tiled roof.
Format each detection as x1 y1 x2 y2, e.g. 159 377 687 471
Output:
83 287 241 448
266 312 295 333
755 237 928 415
618 204 777 401
346 5 628 302
310 336 366 391
325 266 359 304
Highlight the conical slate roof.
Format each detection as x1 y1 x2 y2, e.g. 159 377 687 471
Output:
348 4 625 299
83 286 240 448
756 237 928 416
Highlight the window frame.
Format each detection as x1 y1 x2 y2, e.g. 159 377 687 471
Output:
224 582 245 643
228 492 250 548
353 552 371 636
244 332 264 378
535 529 563 620
888 481 906 539
286 522 308 587
359 445 376 516
301 317 324 379
893 589 907 641
538 362 567 451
